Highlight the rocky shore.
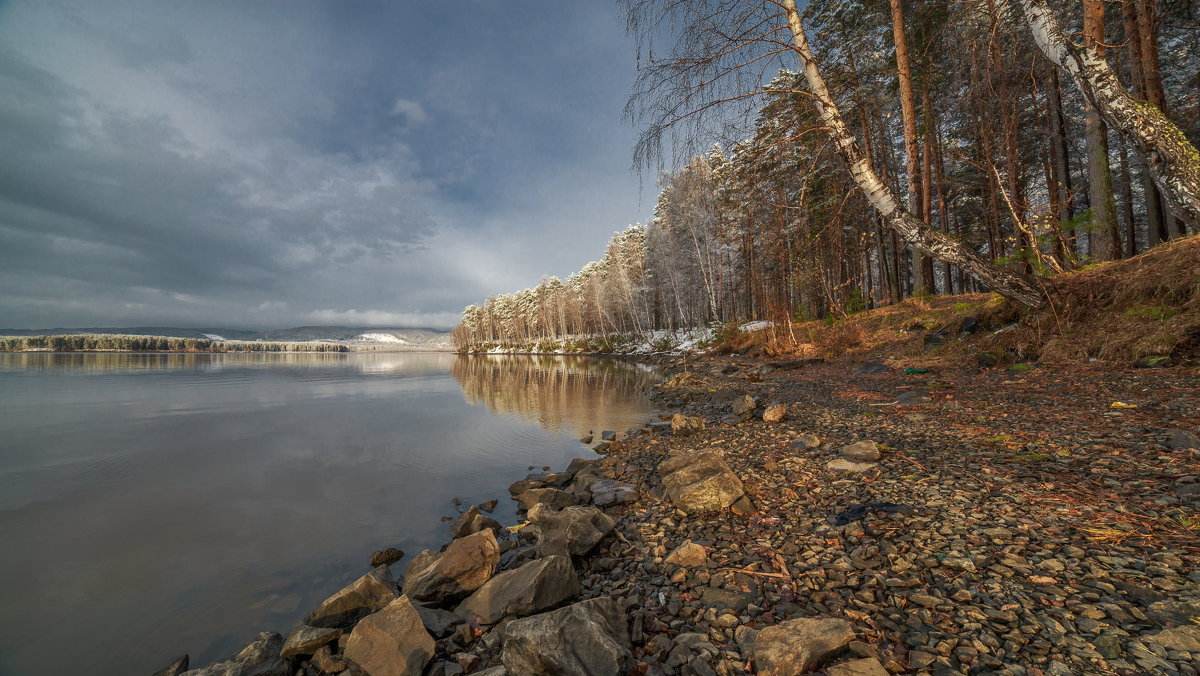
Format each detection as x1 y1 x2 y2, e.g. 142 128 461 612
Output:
160 354 1199 676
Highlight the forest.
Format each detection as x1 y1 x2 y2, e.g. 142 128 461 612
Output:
0 334 350 353
452 0 1198 352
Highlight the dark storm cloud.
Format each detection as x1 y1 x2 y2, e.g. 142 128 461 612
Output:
0 1 648 329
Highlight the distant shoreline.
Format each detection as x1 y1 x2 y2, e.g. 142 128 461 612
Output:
0 335 462 354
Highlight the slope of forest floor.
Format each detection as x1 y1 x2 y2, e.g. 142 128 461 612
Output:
731 234 1200 370
568 349 1200 675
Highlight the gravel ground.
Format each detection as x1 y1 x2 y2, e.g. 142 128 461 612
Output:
571 356 1200 675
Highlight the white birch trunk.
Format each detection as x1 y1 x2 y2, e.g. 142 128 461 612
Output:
1015 0 1200 228
778 0 1046 308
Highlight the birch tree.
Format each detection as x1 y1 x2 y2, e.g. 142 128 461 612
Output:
1014 0 1200 229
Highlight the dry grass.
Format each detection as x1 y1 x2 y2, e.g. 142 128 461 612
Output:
732 234 1200 367
984 234 1200 363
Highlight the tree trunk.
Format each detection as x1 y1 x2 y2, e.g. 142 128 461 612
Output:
1017 0 1200 229
1121 0 1166 249
1082 0 1120 261
888 0 927 295
1117 137 1138 256
780 0 1045 308
1045 68 1076 258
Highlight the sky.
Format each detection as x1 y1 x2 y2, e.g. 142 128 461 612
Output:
0 1 654 330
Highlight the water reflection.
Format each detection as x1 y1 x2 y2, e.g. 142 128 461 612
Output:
0 352 658 676
453 355 658 437
0 351 455 376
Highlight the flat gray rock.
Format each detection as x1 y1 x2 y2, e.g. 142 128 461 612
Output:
657 450 745 514
280 625 341 657
455 555 580 624
181 632 286 676
840 440 880 462
754 617 854 675
304 565 398 629
404 530 500 605
501 597 631 676
526 504 616 558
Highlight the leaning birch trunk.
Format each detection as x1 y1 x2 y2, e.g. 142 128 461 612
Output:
778 0 1046 308
1014 0 1200 228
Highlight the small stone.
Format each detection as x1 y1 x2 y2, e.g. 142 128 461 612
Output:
792 433 821 449
1167 428 1200 450
908 651 937 668
665 540 709 568
732 395 757 416
826 458 877 473
280 625 342 657
841 440 880 462
827 657 890 676
184 632 285 676
671 413 705 437
762 404 787 423
369 547 405 568
1145 625 1200 652
151 655 189 676
896 390 931 404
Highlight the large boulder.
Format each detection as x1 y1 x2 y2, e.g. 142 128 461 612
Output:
658 450 745 514
449 506 503 539
404 530 500 605
501 597 632 676
841 440 881 462
305 565 398 628
516 487 579 512
670 414 705 437
455 555 580 624
343 596 435 676
753 618 854 675
526 504 616 558
181 632 286 676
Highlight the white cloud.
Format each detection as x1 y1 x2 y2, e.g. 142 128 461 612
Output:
390 98 427 125
305 308 460 329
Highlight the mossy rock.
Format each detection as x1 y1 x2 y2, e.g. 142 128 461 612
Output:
1133 354 1172 368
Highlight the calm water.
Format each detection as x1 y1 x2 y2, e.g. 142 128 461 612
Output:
0 352 658 676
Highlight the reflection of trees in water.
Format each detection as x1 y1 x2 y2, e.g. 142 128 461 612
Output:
0 352 457 375
452 355 658 436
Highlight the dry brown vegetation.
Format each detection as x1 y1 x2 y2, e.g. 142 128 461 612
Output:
721 235 1200 367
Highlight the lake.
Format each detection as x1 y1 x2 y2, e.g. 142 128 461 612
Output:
0 352 659 675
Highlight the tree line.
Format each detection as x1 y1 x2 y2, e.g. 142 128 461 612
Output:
453 0 1198 351
0 334 350 353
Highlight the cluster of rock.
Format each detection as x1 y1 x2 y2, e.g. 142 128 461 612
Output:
162 457 643 676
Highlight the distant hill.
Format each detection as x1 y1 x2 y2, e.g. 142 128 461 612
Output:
0 326 453 350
